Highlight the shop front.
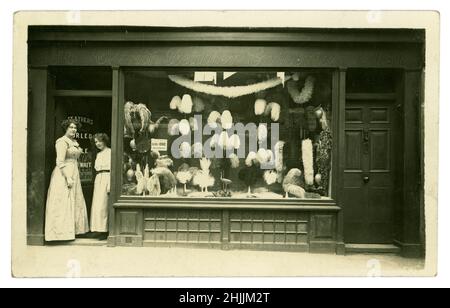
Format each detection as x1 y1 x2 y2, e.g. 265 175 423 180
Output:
27 27 425 257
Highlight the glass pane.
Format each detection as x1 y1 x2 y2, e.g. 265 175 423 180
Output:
122 70 333 199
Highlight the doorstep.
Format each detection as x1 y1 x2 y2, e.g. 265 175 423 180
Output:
66 239 108 247
345 244 401 254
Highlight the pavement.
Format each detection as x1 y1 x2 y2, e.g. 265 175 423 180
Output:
12 241 431 278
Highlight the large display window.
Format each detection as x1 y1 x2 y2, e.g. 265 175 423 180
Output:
121 70 333 200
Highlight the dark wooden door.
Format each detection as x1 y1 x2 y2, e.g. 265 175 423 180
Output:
343 98 400 244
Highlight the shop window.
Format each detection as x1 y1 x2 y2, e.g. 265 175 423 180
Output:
122 70 333 200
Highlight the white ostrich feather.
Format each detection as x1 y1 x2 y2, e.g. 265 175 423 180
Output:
302 139 314 185
254 99 267 115
170 96 182 110
179 94 193 114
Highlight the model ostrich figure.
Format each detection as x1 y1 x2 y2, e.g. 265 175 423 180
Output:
192 158 215 194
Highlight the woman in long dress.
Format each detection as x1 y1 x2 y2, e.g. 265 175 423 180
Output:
90 133 111 240
45 119 89 241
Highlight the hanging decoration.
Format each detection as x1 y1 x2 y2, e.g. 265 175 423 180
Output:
168 74 293 99
287 76 315 104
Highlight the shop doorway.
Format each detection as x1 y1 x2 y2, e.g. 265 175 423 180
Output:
343 96 401 244
53 96 112 219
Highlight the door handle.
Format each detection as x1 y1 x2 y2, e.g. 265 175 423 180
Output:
363 176 370 183
363 128 370 154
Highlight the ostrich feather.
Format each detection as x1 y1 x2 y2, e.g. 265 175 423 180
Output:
192 142 203 158
302 139 314 186
168 119 180 136
189 117 199 131
256 148 270 165
284 184 306 198
264 170 278 185
207 111 221 128
227 134 241 150
178 163 190 172
220 110 233 130
179 142 192 159
146 174 161 196
219 131 229 148
135 164 145 195
169 96 182 110
148 116 168 134
282 168 305 198
176 171 193 185
193 96 205 112
136 103 151 133
257 124 268 142
269 102 281 121
155 156 173 168
124 101 135 135
178 119 191 136
254 99 267 115
179 94 193 114
209 134 219 149
274 141 285 172
245 151 257 167
229 153 240 168
199 157 212 172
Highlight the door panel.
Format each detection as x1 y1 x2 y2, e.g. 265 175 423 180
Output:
344 99 398 244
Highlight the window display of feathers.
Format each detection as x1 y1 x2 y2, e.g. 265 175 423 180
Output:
192 158 215 192
282 168 306 198
316 127 332 195
302 139 315 186
287 76 315 105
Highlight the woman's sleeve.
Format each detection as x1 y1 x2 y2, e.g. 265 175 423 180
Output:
55 140 68 169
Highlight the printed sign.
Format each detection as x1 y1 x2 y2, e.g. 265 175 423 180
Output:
151 138 168 152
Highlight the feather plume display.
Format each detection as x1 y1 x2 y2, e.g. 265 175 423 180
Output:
178 119 191 136
193 96 205 112
264 170 278 185
302 139 315 186
220 110 233 130
229 153 240 168
179 94 193 114
282 168 305 198
274 141 285 172
169 96 182 110
254 99 267 115
207 111 221 128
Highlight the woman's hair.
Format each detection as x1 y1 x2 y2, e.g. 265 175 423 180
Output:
61 118 81 132
93 133 110 147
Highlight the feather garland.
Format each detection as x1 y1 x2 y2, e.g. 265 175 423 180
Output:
287 76 315 104
302 139 315 186
168 74 292 99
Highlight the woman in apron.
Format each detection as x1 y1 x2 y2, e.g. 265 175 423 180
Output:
90 133 111 240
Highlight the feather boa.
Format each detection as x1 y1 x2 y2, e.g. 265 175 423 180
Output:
302 139 314 186
168 74 292 99
287 76 315 104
